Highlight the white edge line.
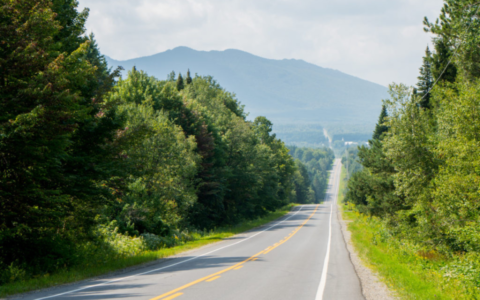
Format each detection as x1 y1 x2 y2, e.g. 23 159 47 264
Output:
35 206 305 300
315 161 340 300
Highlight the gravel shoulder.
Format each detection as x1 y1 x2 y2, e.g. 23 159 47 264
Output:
337 206 397 300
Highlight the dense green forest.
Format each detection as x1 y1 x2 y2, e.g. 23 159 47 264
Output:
0 0 316 285
345 0 480 294
287 146 335 203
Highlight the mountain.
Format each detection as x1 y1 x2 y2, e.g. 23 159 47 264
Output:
105 47 388 129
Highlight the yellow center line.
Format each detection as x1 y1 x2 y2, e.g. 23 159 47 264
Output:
234 265 243 270
251 257 258 261
206 276 221 282
149 250 263 300
161 293 183 300
149 204 319 300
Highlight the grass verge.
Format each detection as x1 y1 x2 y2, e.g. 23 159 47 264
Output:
339 167 478 299
338 164 348 203
0 204 296 298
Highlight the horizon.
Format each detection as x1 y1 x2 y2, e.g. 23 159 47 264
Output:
78 0 443 87
106 46 389 88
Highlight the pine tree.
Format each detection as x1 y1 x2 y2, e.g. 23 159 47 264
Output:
431 38 457 83
186 69 193 85
417 47 434 109
372 105 388 140
176 73 185 91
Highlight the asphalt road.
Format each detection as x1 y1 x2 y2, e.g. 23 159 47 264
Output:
24 159 364 300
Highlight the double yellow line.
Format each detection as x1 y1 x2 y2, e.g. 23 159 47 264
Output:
150 204 320 300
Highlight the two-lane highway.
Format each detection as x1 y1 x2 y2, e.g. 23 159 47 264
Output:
25 159 364 300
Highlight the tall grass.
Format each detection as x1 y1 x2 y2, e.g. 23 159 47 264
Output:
0 204 295 298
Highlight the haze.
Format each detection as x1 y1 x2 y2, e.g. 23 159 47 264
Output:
78 0 444 86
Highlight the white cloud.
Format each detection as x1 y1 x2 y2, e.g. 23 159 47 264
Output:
78 0 444 86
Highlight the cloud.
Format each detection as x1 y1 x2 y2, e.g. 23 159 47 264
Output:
78 0 444 86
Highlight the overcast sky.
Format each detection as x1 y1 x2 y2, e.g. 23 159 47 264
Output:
77 0 444 86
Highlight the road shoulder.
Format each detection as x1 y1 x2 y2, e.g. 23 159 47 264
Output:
337 206 396 300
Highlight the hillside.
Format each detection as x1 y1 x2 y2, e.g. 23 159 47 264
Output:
105 47 388 130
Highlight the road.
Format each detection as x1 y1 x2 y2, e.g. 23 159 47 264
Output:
24 159 364 300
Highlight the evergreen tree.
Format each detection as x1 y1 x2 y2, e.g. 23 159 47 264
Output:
51 0 89 54
431 37 457 83
0 0 123 272
186 69 193 84
176 73 185 91
424 2 480 80
417 47 434 109
372 105 388 140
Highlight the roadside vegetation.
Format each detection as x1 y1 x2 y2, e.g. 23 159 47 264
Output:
341 161 480 299
341 203 477 299
0 204 295 297
341 0 480 297
0 0 333 294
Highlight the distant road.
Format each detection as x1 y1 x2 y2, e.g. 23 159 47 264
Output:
25 159 364 300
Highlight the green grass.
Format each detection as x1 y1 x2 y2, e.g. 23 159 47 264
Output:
0 204 296 298
338 164 348 204
338 166 478 299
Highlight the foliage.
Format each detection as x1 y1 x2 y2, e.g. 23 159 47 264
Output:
0 0 124 278
288 146 335 203
417 47 434 109
0 1 297 288
424 0 480 81
0 205 294 297
345 0 480 293
342 204 480 299
341 147 362 181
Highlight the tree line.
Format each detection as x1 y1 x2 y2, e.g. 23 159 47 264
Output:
287 146 335 204
0 0 320 283
346 0 480 256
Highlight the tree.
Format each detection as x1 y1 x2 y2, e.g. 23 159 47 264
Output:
176 73 185 91
424 1 480 80
186 69 193 85
417 47 434 109
51 0 89 54
105 69 200 236
167 71 176 81
253 116 275 145
431 37 457 83
292 161 312 204
345 100 405 217
372 105 389 140
0 0 123 273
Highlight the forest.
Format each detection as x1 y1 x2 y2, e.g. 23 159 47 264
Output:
288 146 335 204
0 0 332 286
344 0 480 295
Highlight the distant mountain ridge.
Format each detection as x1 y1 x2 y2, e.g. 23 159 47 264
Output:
105 46 388 128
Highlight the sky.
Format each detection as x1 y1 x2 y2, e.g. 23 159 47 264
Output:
77 0 445 87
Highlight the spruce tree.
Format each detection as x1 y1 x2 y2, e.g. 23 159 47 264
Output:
431 38 457 83
417 47 434 109
186 69 193 84
176 73 185 91
372 105 388 140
